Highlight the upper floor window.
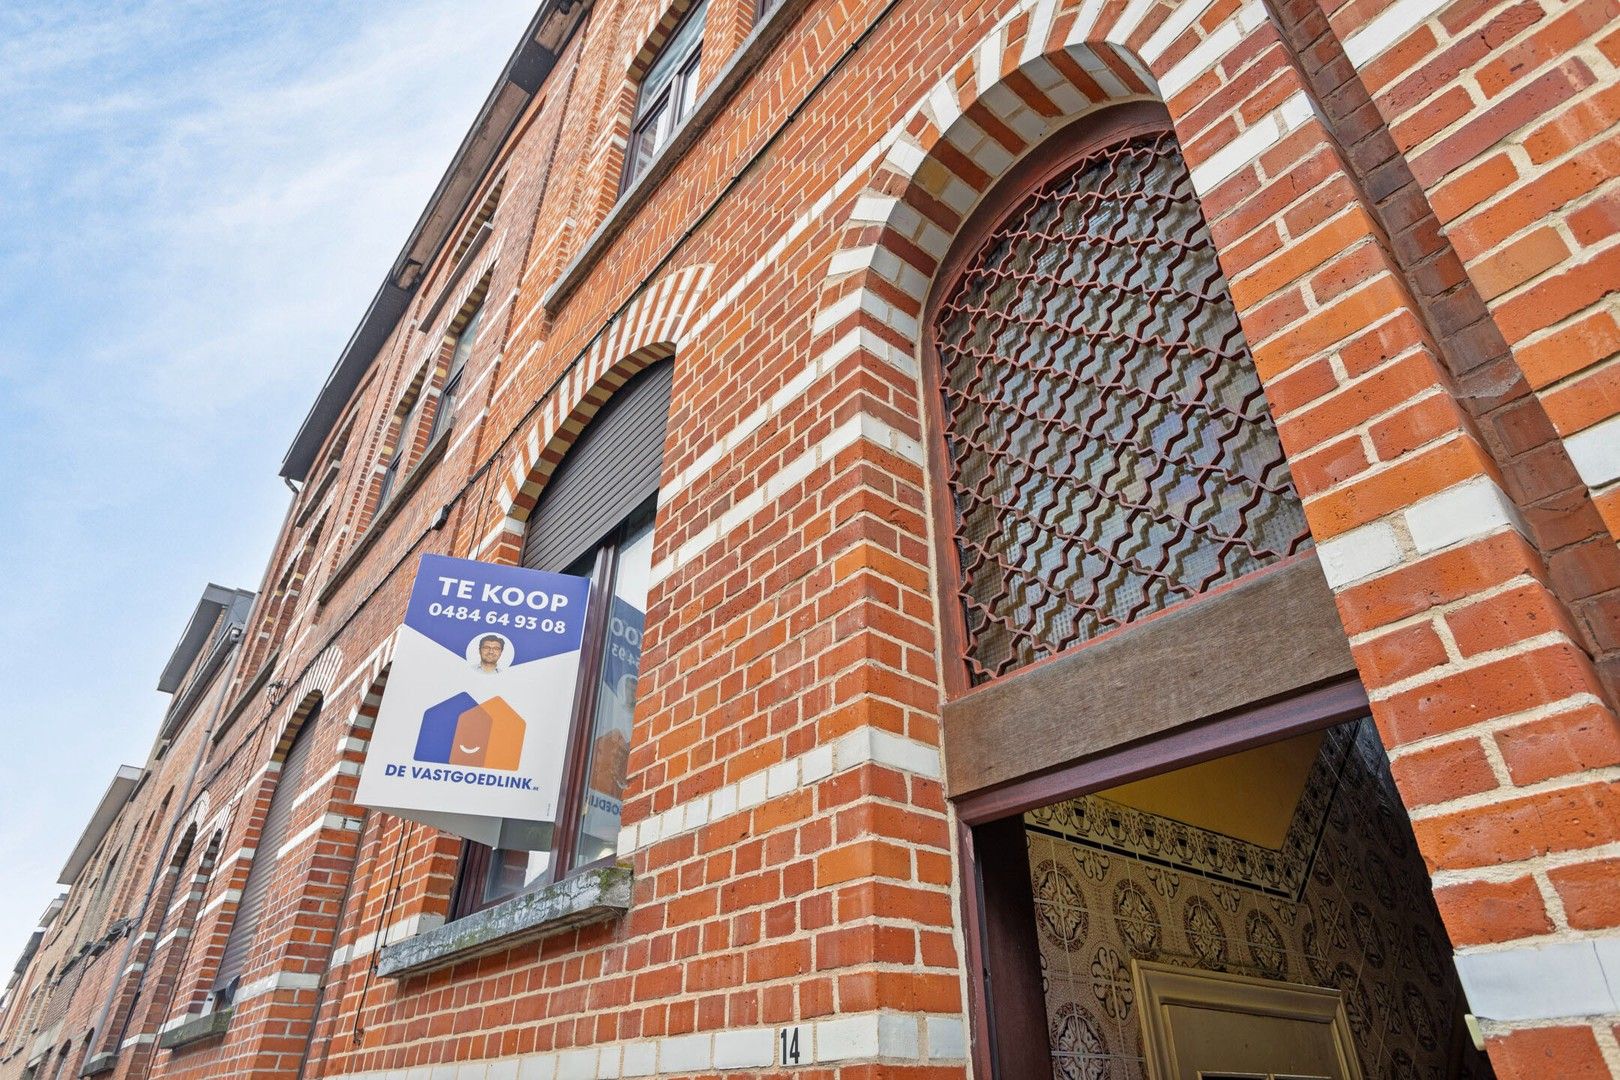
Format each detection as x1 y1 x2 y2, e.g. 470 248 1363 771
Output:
928 106 1312 685
374 377 427 512
211 703 322 1005
452 359 674 917
425 302 482 447
624 0 708 190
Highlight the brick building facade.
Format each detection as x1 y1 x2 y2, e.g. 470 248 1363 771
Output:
3 0 1618 1076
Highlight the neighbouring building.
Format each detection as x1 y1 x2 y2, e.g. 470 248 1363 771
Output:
3 0 1619 1076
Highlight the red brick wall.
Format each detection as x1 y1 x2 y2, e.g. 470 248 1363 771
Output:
7 0 1619 1077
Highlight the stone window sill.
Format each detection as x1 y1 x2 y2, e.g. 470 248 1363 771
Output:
82 1051 118 1076
377 865 631 978
156 1007 232 1051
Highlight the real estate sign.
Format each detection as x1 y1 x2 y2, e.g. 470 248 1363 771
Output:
354 554 592 846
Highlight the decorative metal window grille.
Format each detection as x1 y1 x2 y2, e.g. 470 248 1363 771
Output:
932 128 1312 684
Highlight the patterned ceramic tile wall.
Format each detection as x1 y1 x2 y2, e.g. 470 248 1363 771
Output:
1026 719 1495 1080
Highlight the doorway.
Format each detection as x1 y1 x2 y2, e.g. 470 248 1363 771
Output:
1011 716 1494 1079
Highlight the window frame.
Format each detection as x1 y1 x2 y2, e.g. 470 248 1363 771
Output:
622 0 709 192
424 302 482 449
373 372 430 513
921 101 1311 696
449 501 653 919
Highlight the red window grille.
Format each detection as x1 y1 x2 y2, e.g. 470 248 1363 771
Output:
931 123 1312 684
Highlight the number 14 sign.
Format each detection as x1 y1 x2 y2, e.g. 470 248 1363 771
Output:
778 1026 803 1066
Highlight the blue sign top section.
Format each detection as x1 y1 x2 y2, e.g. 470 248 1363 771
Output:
406 554 592 665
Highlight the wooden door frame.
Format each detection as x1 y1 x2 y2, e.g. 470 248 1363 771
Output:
953 675 1370 1080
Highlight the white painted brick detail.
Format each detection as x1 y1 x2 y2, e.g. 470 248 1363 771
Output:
650 412 925 587
1566 414 1620 488
1343 0 1450 66
712 1028 775 1069
1141 0 1220 63
657 1034 712 1073
927 1015 967 1060
234 969 321 1004
1189 92 1311 196
338 1015 966 1080
617 730 941 854
1317 521 1404 589
556 1048 598 1080
1455 937 1620 1021
1404 477 1524 555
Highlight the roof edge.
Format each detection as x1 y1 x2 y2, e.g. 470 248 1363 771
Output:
57 767 144 887
279 0 591 482
157 584 255 694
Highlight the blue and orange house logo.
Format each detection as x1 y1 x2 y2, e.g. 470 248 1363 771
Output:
413 692 526 771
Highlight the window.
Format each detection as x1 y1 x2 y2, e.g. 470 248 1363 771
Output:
757 0 786 18
211 703 322 1004
928 107 1312 684
374 383 427 512
424 303 482 447
624 0 708 189
452 359 674 916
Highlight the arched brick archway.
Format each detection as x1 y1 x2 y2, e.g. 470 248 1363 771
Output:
812 3 1620 1067
481 262 712 561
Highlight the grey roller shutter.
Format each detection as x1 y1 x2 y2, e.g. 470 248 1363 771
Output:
521 359 674 573
214 706 320 992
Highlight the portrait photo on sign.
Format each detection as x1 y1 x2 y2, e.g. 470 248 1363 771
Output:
466 632 513 673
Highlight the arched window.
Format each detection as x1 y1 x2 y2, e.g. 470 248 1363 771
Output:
624 0 708 189
453 358 674 915
928 106 1311 684
211 701 322 1003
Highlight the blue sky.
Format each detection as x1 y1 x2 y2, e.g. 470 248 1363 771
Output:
0 0 534 957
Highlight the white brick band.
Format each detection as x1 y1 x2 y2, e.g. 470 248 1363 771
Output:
333 1011 965 1080
619 726 942 854
1454 935 1620 1021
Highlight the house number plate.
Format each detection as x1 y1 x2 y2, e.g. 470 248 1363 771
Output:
778 1025 804 1065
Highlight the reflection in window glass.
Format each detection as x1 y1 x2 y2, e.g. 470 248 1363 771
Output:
623 0 708 189
426 303 482 446
464 511 652 911
576 519 652 863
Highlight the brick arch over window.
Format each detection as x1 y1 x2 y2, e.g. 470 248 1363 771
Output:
926 102 1313 683
485 262 711 556
813 5 1620 1063
587 0 709 216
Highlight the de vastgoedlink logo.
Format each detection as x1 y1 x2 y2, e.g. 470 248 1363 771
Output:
399 692 538 790
365 555 592 816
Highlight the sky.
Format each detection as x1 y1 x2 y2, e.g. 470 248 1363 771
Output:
0 0 536 958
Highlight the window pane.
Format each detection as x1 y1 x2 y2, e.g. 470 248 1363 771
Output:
469 542 607 910
481 846 550 905
574 518 653 863
628 101 666 182
675 50 702 124
636 0 708 119
426 371 461 446
427 306 482 445
932 128 1311 682
375 456 401 509
449 304 483 383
